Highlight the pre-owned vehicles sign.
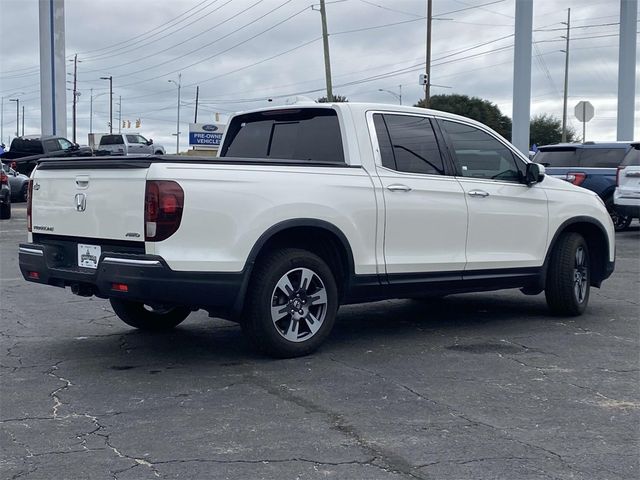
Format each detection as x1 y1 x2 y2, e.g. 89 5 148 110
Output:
189 123 226 147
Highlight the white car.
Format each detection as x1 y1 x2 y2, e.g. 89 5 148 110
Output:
19 103 615 357
614 142 640 221
98 134 165 156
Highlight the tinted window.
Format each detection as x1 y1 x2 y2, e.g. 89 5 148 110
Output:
535 147 628 168
126 135 139 143
221 109 344 163
621 145 640 167
100 135 124 145
534 149 577 167
579 148 627 168
374 114 444 175
442 120 523 182
43 139 60 152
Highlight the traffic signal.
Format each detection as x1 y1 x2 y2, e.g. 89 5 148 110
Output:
135 118 141 128
122 120 126 129
107 121 111 129
127 120 131 128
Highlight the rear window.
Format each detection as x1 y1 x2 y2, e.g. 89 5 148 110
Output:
10 138 44 154
535 147 627 168
220 108 344 164
621 144 640 167
100 135 124 145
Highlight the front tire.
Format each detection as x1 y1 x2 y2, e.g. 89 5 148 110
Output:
241 248 338 358
20 184 28 202
545 232 590 316
110 299 190 331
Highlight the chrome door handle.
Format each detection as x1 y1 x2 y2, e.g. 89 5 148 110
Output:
468 190 489 197
387 184 412 192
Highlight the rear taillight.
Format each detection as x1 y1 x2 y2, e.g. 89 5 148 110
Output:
27 179 33 232
565 172 586 186
0 171 7 186
144 180 184 241
616 166 624 186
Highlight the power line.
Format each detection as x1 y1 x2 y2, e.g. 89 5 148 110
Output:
80 0 263 73
103 0 301 84
434 0 506 18
358 0 422 18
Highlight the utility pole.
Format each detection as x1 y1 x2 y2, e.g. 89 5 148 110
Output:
89 88 93 134
168 74 182 154
70 54 78 142
561 8 570 143
9 98 19 138
100 75 113 134
194 85 199 123
21 106 24 136
117 96 122 134
319 0 334 102
424 0 433 106
511 0 533 155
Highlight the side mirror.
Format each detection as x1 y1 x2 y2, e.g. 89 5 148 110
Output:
147 139 153 145
525 162 545 186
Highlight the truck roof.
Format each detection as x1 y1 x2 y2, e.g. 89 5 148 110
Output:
538 142 634 150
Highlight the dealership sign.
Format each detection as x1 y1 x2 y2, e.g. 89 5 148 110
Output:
189 122 226 147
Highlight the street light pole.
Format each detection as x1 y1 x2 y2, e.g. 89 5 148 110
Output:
378 86 402 105
561 8 571 143
168 74 182 154
9 98 19 138
100 76 113 134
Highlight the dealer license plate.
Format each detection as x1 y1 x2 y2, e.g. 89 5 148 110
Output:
78 244 101 269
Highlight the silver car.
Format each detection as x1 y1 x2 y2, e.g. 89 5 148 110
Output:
1 162 29 202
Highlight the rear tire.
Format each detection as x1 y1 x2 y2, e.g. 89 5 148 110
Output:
110 299 190 331
545 232 590 316
0 201 10 219
605 196 632 231
241 248 338 358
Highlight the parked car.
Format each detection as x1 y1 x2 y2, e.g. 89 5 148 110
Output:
614 141 640 222
0 164 11 219
534 142 634 231
20 103 615 357
96 134 166 156
0 136 93 176
1 163 29 201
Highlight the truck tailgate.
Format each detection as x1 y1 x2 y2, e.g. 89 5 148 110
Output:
31 163 147 241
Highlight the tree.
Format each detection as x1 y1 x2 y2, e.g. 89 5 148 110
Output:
529 113 576 146
317 95 348 103
415 94 512 140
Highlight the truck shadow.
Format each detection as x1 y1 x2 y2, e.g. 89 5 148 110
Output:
41 291 562 368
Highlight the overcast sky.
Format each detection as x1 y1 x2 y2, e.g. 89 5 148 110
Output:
0 0 637 151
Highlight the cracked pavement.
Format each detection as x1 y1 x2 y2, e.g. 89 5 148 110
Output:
1 204 639 479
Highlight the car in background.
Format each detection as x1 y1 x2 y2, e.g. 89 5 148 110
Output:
1 163 29 202
96 134 166 156
0 163 11 219
614 142 640 222
534 142 634 231
0 136 93 176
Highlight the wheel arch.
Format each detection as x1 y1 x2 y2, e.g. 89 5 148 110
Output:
544 216 612 288
231 219 356 316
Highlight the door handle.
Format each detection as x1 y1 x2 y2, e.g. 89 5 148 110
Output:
625 171 640 178
387 184 412 192
468 190 489 197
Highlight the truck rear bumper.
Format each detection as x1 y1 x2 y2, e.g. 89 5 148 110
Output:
18 243 243 313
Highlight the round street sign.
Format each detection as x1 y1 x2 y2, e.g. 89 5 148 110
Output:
575 101 594 122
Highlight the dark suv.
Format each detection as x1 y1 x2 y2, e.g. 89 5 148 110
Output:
534 142 634 230
0 162 11 219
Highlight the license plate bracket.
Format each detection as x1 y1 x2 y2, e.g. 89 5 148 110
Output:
78 244 101 269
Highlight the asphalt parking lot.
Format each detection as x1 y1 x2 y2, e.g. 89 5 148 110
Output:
1 203 639 480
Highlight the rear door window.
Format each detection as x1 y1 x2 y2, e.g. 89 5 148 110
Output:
373 113 444 175
100 135 124 145
221 108 344 163
126 135 139 144
534 149 578 167
43 139 60 152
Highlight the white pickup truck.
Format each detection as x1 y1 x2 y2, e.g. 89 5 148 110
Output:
97 134 166 156
20 103 615 357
